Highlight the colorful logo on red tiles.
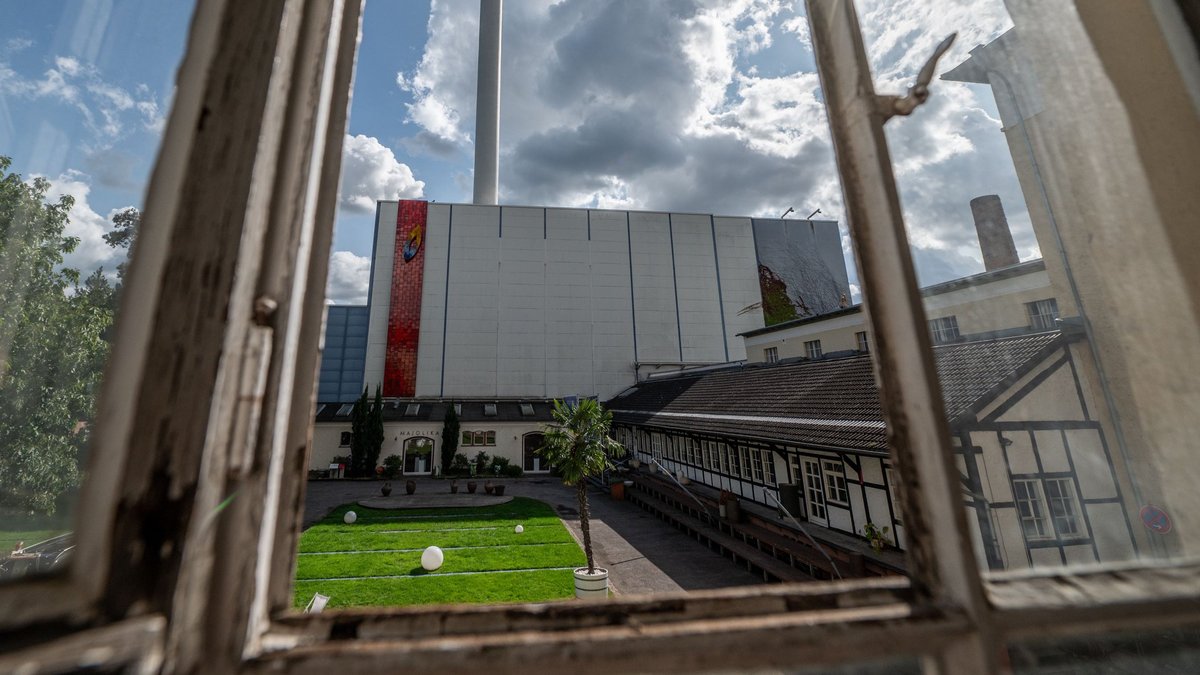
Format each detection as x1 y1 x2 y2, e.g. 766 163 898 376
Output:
402 225 423 262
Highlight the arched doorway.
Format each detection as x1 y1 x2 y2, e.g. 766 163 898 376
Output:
523 433 548 472
403 436 434 474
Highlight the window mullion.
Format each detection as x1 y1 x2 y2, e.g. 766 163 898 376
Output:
804 1 997 672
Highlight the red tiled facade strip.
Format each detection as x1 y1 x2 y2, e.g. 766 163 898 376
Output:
383 200 427 397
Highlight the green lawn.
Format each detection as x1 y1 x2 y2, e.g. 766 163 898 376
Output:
0 513 72 554
293 497 585 608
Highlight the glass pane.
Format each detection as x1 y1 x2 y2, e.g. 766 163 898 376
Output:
301 0 918 614
1 1 193 582
1009 628 1200 673
860 0 1199 571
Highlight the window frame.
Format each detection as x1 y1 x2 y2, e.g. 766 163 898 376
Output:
804 339 822 359
822 459 851 506
1026 298 1060 331
856 330 870 352
1013 478 1052 541
928 315 961 344
764 346 779 363
6 1 1200 674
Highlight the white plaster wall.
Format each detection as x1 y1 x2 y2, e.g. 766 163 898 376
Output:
629 212 681 363
671 213 728 363
311 424 352 470
415 204 451 395
588 210 637 399
714 217 764 361
544 209 593 397
443 205 501 397
497 207 546 396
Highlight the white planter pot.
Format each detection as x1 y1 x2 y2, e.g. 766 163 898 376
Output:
573 567 609 599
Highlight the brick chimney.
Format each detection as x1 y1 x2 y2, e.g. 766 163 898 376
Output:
970 195 1019 271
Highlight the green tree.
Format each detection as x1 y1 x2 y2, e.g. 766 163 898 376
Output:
366 385 385 474
0 156 113 514
440 402 459 474
537 399 625 574
349 388 369 477
349 386 385 477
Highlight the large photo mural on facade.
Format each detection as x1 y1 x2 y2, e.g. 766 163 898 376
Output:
751 219 850 325
383 199 428 397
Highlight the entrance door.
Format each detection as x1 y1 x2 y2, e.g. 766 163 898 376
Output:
523 433 547 472
801 458 828 526
403 437 433 474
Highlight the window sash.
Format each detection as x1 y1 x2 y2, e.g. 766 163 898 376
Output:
1013 479 1051 540
804 339 822 358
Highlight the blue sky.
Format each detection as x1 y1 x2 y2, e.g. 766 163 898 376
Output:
3 0 1030 306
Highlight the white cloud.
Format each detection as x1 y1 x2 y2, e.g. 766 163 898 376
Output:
0 54 165 141
397 0 1026 282
325 251 371 305
339 134 425 213
38 170 129 275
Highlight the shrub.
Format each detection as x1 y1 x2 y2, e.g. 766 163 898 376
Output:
450 453 470 474
473 451 490 475
490 456 511 475
382 454 403 479
502 464 523 478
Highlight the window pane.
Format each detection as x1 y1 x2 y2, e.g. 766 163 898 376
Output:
1 0 194 583
1009 628 1200 673
864 0 1198 573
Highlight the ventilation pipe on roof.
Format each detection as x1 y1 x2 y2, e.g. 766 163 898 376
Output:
472 0 502 205
970 194 1019 271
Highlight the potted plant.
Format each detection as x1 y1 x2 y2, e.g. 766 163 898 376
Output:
450 479 459 494
467 481 477 494
380 481 392 497
863 522 891 553
538 399 626 599
405 479 416 495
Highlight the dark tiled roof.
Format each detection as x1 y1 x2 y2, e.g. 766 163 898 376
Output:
607 331 1065 451
314 399 556 424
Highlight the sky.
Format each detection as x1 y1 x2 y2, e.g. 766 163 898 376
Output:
1 0 1036 307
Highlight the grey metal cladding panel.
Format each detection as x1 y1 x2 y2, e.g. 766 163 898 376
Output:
628 212 679 360
670 214 725 362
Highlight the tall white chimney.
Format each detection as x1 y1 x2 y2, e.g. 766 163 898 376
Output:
472 0 502 205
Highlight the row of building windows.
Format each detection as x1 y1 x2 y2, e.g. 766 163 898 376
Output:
760 331 868 364
631 431 780 486
928 297 1061 345
461 430 496 446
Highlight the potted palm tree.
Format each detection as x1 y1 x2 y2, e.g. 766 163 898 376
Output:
538 398 625 599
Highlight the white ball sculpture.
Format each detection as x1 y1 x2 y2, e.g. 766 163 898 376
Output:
421 546 444 571
514 525 524 534
343 511 357 524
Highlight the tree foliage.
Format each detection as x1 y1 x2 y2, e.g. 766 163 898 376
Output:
0 156 114 514
440 403 459 475
349 386 385 477
537 399 625 573
366 386 385 474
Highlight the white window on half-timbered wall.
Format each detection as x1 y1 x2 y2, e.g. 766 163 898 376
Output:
1015 477 1084 541
1013 479 1052 540
822 460 850 506
802 458 828 524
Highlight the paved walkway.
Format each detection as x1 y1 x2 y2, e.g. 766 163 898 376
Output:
303 477 763 595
